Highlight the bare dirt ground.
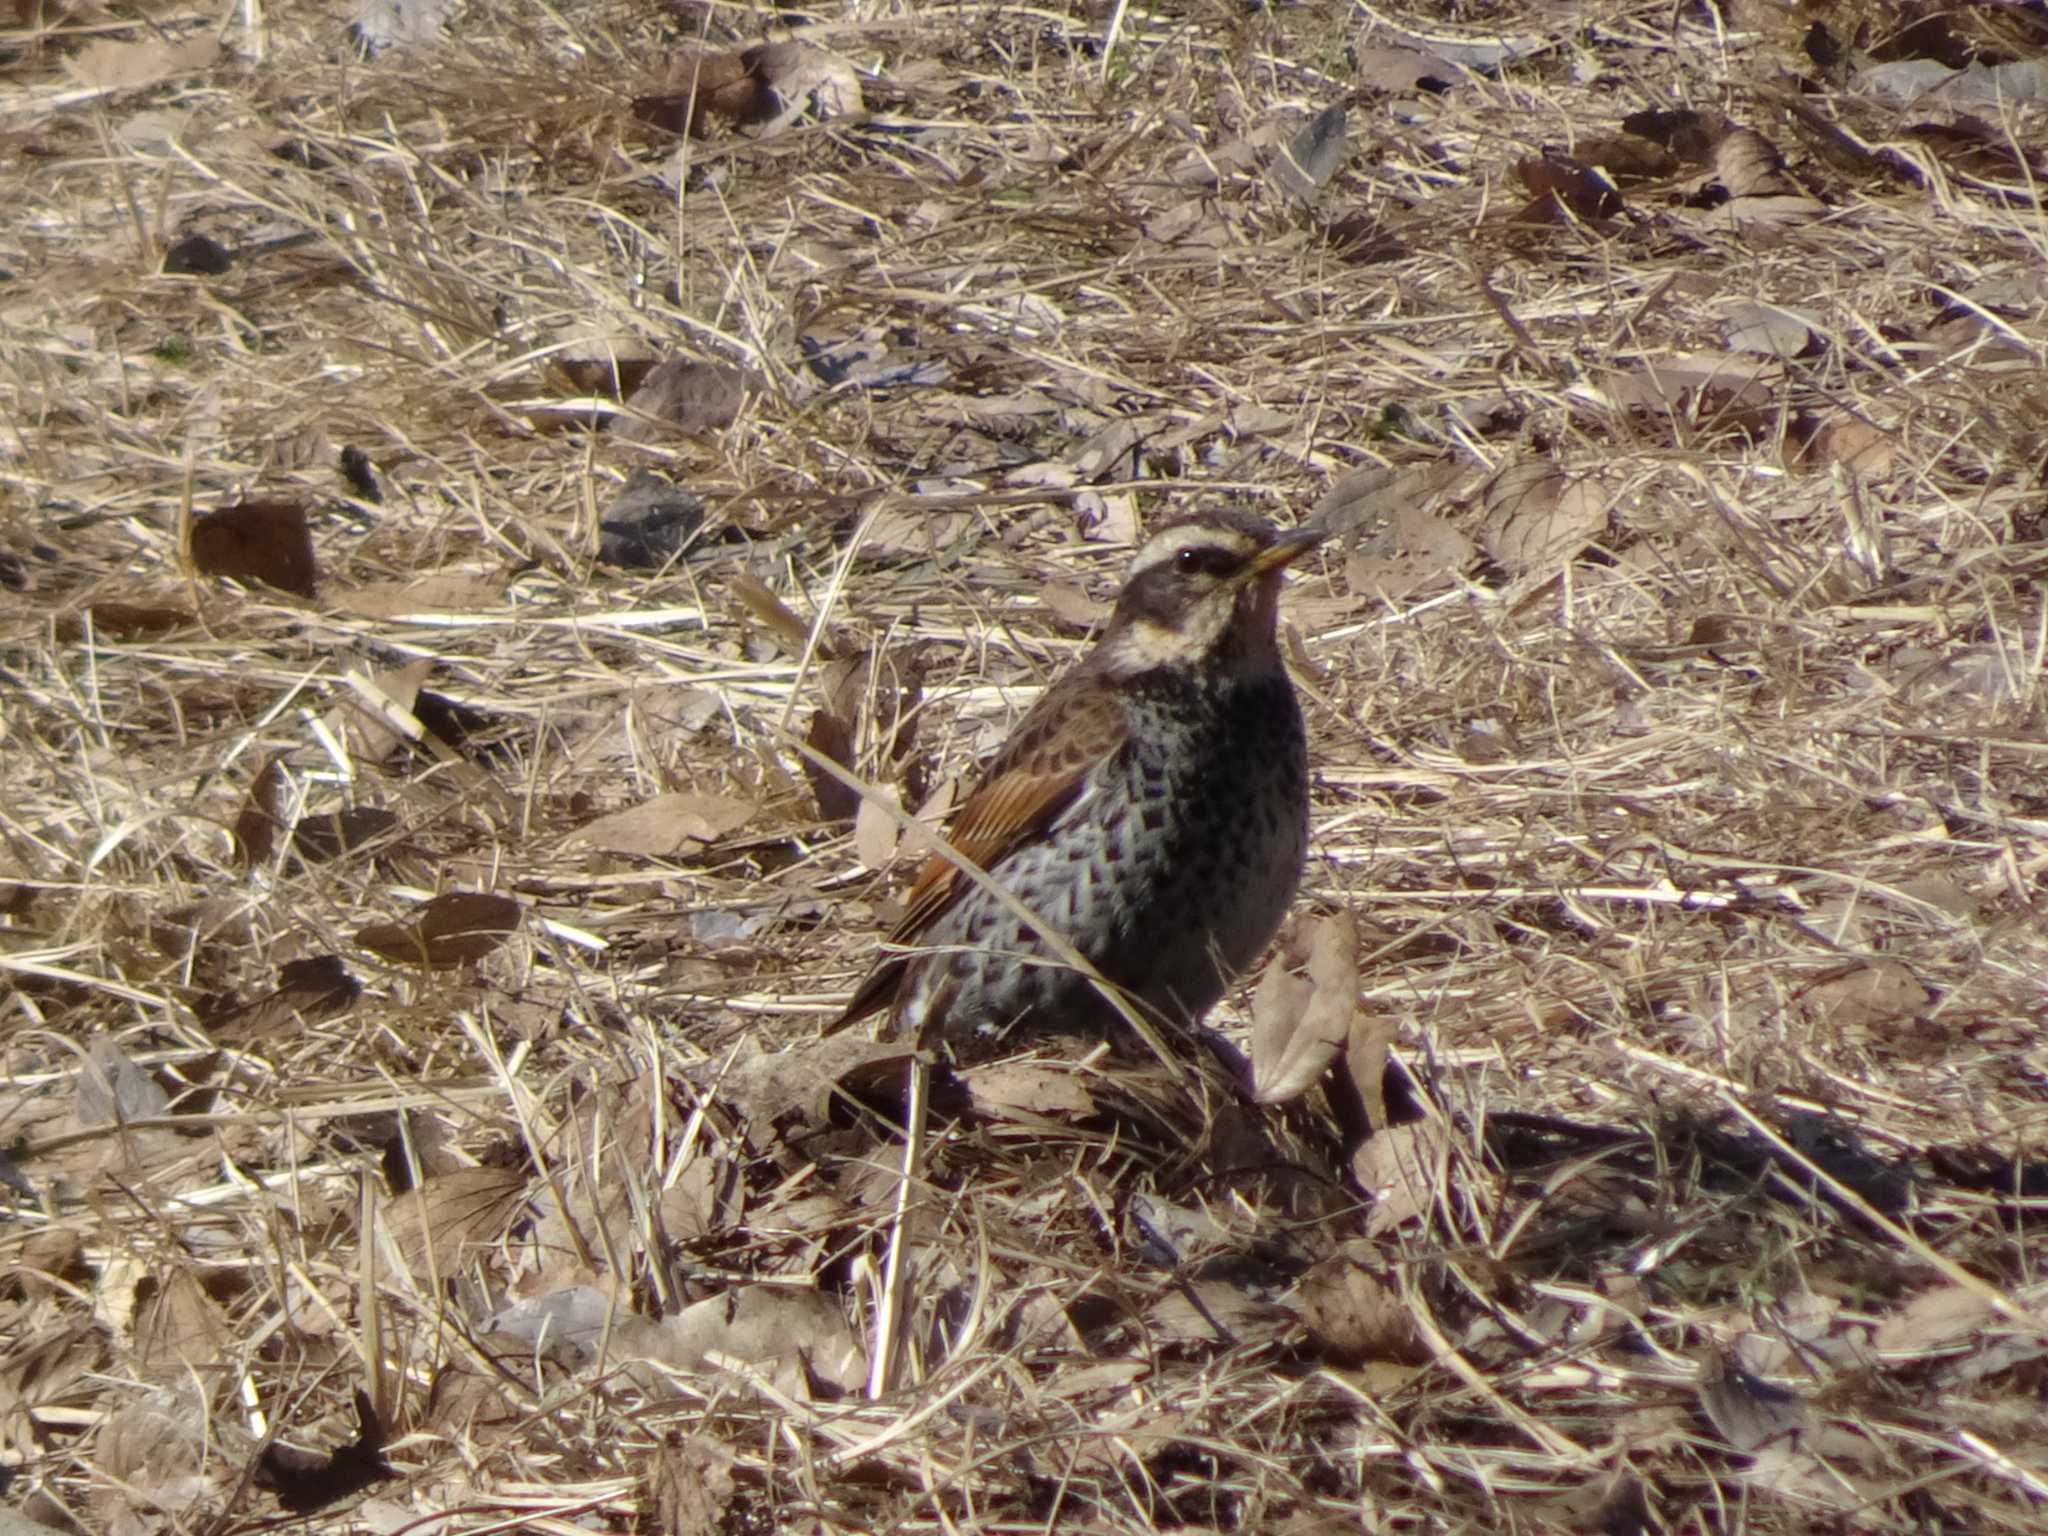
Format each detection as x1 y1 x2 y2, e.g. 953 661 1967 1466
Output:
5 0 2048 1530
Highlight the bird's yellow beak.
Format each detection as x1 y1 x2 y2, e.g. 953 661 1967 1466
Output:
1240 525 1328 579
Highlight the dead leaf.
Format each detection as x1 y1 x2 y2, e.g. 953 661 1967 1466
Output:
634 49 767 137
615 360 750 443
1714 128 1794 198
1041 581 1109 631
1787 413 1897 476
356 891 522 968
621 1285 867 1392
1355 1119 1450 1236
328 659 432 763
1872 1284 1999 1357
378 1164 527 1278
570 792 756 858
233 754 284 869
853 788 900 870
1343 1009 1398 1134
1250 912 1360 1106
1799 960 1932 1032
1271 102 1348 205
1724 302 1820 358
291 807 402 865
1147 1277 1290 1344
203 955 360 1044
68 35 218 93
728 572 814 653
188 499 319 598
77 1037 169 1127
803 710 860 821
14 1226 86 1299
958 1061 1100 1118
747 41 864 133
1699 1352 1805 1454
332 573 505 617
60 597 196 639
1512 154 1624 223
649 1438 737 1536
1294 1247 1427 1364
1480 461 1609 575
134 1268 229 1379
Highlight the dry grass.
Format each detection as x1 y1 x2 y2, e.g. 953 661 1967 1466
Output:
5 0 2048 1531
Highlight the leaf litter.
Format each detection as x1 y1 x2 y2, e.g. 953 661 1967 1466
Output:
3 0 2048 1532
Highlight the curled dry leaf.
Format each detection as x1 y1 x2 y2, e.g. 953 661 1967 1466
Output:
1480 461 1610 576
570 792 756 858
1250 912 1360 1106
635 49 766 137
1786 413 1897 477
1714 128 1794 197
1271 101 1348 206
1698 1353 1806 1455
188 499 318 598
356 890 522 968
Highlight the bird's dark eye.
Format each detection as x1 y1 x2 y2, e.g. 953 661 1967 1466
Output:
1174 546 1237 577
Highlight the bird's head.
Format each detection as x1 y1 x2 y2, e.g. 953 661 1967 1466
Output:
1098 508 1325 677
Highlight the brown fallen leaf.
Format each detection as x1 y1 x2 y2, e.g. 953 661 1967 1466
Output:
332 572 506 618
649 1438 737 1536
569 792 756 858
1250 912 1360 1106
202 955 361 1044
1799 960 1932 1032
1355 1119 1452 1236
1480 461 1609 576
1293 1245 1428 1364
188 499 319 598
1786 412 1897 477
614 360 750 444
378 1164 528 1279
958 1061 1100 1119
1512 154 1624 223
68 35 218 93
290 807 403 865
634 49 766 137
134 1267 230 1379
233 754 285 869
59 597 196 640
329 659 433 763
803 709 861 821
356 891 522 968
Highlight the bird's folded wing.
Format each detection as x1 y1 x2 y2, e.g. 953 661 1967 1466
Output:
830 682 1127 1028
